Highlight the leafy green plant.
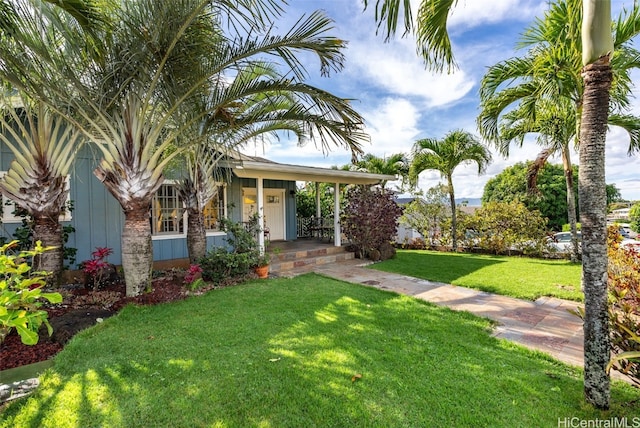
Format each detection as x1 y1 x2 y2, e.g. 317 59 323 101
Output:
460 200 549 256
199 215 263 282
0 240 62 345
199 248 256 283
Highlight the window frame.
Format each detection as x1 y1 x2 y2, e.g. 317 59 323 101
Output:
151 181 227 240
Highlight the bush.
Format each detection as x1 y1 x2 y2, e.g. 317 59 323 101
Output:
0 241 62 345
341 186 403 261
199 248 256 283
198 216 260 283
605 226 640 385
460 201 549 256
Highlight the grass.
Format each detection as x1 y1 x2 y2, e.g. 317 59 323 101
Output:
371 249 584 301
2 274 638 427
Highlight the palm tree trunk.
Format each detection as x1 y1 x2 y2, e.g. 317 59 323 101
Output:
579 55 612 410
186 207 206 264
447 175 457 251
121 208 153 297
561 145 579 263
32 215 63 284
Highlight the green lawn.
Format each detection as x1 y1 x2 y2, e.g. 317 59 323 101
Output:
2 274 637 427
371 250 584 301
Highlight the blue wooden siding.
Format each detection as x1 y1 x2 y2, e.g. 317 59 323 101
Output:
0 141 297 268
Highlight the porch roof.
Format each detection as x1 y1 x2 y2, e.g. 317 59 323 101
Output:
227 159 396 185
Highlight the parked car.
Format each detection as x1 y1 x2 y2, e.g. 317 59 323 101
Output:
547 231 582 252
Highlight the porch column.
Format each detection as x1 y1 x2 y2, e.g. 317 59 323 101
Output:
333 182 341 247
257 177 265 254
315 182 321 219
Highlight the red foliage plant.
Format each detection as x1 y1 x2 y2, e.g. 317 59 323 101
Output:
341 185 403 260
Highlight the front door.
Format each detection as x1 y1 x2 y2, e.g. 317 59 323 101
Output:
242 188 286 241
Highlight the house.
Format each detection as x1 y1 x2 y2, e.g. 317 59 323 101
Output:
0 144 394 267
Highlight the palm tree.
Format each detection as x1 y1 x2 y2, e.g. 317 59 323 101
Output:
409 130 491 250
354 153 408 189
1 1 368 296
579 0 615 408
363 0 628 408
0 96 81 281
177 146 226 265
477 0 640 263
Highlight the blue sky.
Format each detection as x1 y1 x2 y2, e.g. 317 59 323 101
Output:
246 0 640 201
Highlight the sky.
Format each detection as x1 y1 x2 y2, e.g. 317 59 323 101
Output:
245 0 640 202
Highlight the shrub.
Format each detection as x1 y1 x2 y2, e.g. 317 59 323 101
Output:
460 200 549 255
199 248 255 283
630 203 640 233
342 186 402 260
81 247 116 290
199 216 261 283
0 241 62 345
605 226 640 385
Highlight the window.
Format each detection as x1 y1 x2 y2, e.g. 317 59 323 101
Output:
203 184 226 232
151 184 185 235
0 172 72 223
151 182 227 237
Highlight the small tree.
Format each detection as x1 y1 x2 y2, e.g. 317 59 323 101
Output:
342 186 402 260
401 184 450 246
461 201 549 255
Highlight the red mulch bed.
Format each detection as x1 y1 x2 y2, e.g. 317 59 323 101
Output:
0 274 192 371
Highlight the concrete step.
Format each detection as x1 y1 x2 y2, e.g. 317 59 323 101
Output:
269 246 354 274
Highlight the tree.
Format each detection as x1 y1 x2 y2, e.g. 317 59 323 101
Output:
606 184 623 206
477 0 640 263
482 162 577 231
1 1 368 296
409 130 491 250
295 182 336 219
461 200 549 256
354 153 409 190
362 0 626 408
400 184 450 246
0 97 81 282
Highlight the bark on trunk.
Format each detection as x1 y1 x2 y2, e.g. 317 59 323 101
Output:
447 175 457 251
579 57 612 410
32 214 63 285
562 145 580 263
186 207 207 264
121 208 153 297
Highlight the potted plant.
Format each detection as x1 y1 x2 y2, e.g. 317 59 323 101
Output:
254 252 271 279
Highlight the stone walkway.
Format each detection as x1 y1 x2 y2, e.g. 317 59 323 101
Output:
284 258 585 368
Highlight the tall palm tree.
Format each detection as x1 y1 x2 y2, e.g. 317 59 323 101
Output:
477 0 640 263
494 99 582 262
409 130 491 250
363 0 630 408
0 96 81 281
354 153 408 189
580 0 615 408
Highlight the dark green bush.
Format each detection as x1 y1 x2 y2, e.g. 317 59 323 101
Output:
198 248 256 283
198 215 260 283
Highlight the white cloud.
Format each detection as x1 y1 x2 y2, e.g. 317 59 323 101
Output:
363 97 421 153
447 0 545 30
346 35 474 107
